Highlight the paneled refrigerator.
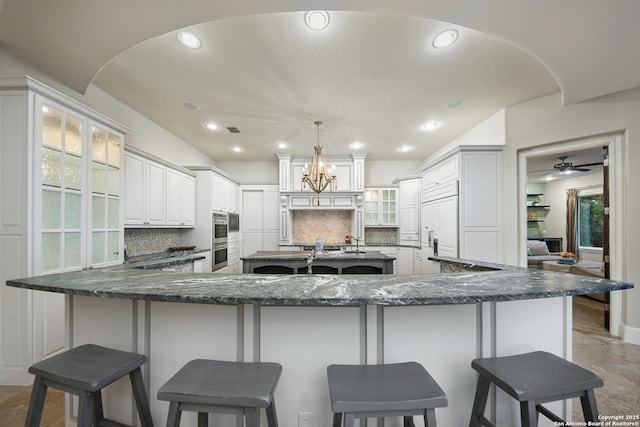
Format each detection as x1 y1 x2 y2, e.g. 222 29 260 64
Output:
421 183 459 273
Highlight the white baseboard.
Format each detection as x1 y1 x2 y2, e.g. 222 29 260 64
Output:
621 323 640 345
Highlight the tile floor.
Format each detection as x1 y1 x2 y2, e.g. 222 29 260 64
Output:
0 296 637 426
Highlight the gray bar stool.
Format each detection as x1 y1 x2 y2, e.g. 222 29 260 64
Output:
327 362 448 427
469 351 604 427
25 343 153 427
157 359 281 427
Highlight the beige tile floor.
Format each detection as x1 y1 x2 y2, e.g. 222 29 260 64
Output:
572 296 640 421
0 296 637 426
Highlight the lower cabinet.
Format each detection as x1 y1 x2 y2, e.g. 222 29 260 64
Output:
194 251 212 273
396 247 414 275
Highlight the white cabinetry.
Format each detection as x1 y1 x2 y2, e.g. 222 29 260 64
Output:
166 169 195 226
364 188 398 227
212 173 239 213
420 147 502 268
193 250 211 273
124 146 196 228
396 178 421 245
0 77 128 382
241 185 280 257
226 233 241 273
183 166 240 254
396 247 414 274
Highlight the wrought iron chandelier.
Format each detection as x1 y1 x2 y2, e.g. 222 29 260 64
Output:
301 121 337 204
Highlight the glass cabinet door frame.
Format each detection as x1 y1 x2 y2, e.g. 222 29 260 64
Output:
32 95 125 274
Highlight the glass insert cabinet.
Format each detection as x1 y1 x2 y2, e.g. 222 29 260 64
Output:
35 95 125 274
0 77 129 374
364 188 398 226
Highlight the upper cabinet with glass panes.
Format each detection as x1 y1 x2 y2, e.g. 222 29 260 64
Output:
35 90 126 274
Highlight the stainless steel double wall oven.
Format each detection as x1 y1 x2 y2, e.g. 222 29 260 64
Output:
212 212 228 271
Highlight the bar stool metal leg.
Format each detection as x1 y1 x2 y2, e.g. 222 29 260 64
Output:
519 400 537 427
425 409 437 427
343 413 356 427
78 391 94 427
468 375 491 427
245 407 259 427
24 376 47 427
93 390 104 426
166 401 181 427
130 367 154 427
266 398 279 427
581 389 599 422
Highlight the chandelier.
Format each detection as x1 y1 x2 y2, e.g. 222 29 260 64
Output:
301 121 337 204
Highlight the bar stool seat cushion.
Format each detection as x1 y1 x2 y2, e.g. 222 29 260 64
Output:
327 362 448 413
471 351 603 402
157 359 282 408
28 343 148 392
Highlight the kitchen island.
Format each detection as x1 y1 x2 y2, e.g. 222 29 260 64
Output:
241 250 395 274
6 259 633 427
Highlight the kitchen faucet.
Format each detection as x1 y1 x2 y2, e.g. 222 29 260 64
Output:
307 249 316 274
349 236 362 254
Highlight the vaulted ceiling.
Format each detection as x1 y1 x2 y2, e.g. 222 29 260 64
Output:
1 1 638 161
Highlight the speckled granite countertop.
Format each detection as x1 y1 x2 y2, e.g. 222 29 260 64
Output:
5 258 633 307
124 249 208 270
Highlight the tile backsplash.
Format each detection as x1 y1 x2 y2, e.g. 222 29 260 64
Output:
365 227 398 245
291 210 352 244
124 228 184 256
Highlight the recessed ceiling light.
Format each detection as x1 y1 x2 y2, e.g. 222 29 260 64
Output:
232 146 242 153
276 142 287 149
398 145 414 153
305 10 330 30
433 29 458 48
182 102 199 111
349 142 364 150
205 122 220 131
445 101 464 110
177 32 202 49
422 121 441 131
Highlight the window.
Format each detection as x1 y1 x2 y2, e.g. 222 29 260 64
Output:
578 193 603 248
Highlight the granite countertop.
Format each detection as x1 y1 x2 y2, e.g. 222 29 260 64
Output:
6 258 633 307
124 249 209 270
241 250 395 261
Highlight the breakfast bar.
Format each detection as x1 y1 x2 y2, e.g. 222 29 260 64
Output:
6 258 633 427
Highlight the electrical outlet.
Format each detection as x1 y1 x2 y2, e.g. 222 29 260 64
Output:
298 411 314 427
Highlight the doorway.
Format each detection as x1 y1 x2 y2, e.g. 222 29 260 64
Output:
518 134 624 336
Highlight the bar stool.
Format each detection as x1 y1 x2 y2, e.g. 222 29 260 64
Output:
157 359 281 427
469 351 603 427
25 343 153 427
327 362 448 427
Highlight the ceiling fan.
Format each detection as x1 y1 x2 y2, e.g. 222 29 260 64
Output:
553 156 592 173
531 155 602 175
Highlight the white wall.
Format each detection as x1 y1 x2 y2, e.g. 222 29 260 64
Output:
502 88 640 334
216 161 279 184
365 160 421 186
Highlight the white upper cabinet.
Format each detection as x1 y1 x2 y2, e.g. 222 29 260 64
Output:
212 174 238 213
364 188 398 227
124 146 196 227
166 169 196 226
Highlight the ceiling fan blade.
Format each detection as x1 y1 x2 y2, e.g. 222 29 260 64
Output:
569 167 591 172
574 162 602 167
